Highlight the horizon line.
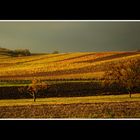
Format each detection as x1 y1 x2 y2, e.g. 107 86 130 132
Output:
0 20 140 22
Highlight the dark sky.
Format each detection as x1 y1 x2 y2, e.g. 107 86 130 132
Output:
0 21 140 53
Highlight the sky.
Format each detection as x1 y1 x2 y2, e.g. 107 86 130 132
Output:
0 21 140 53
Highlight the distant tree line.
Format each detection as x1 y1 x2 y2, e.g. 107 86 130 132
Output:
52 51 59 54
0 46 61 56
0 47 31 56
11 49 31 57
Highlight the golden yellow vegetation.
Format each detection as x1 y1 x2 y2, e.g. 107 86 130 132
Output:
0 51 140 80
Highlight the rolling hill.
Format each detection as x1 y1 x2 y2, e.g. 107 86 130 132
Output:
0 49 140 81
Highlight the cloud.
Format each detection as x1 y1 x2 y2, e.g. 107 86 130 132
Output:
0 22 140 52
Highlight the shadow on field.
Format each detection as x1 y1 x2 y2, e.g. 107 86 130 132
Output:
0 82 140 99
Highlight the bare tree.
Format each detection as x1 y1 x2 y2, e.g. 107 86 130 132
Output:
103 59 140 98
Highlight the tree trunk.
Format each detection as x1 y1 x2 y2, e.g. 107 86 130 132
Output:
33 93 36 102
129 91 131 98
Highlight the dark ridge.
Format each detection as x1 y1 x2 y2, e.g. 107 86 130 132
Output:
0 47 12 56
0 47 11 51
0 47 31 57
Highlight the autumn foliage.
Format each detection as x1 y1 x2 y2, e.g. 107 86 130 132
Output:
104 58 140 98
27 79 48 102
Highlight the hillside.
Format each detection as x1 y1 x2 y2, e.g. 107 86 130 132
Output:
0 50 140 81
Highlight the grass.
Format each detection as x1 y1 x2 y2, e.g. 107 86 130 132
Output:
0 93 140 107
0 94 140 118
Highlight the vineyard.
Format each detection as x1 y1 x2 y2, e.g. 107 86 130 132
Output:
0 51 140 82
0 50 140 118
0 50 140 98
